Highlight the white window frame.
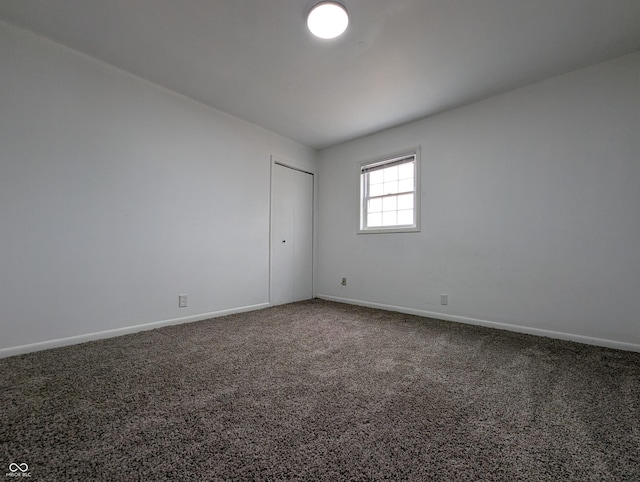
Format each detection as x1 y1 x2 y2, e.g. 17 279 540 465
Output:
357 147 421 234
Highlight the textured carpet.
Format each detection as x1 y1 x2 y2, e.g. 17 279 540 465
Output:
1 299 639 481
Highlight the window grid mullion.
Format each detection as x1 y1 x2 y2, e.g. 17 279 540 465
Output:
366 190 414 202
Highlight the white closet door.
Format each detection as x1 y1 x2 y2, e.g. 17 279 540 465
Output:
270 162 313 305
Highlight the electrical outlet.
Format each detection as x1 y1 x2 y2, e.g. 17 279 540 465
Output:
440 294 448 305
178 294 188 308
341 277 347 286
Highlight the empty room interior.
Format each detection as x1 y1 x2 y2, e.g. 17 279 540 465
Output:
1 0 639 480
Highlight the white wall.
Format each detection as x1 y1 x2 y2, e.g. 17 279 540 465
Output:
0 21 316 354
317 52 640 350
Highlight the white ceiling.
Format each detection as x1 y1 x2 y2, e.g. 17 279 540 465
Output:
1 0 639 150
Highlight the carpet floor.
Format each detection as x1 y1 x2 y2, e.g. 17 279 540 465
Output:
1 299 639 481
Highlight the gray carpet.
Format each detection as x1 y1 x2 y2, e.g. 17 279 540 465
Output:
1 299 639 481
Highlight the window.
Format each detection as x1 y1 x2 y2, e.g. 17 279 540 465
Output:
358 148 420 234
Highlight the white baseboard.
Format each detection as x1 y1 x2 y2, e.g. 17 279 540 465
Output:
0 302 270 359
316 294 640 353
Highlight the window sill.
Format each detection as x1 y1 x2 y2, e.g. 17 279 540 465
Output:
357 226 420 235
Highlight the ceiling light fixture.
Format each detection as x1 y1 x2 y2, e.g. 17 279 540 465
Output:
307 1 349 40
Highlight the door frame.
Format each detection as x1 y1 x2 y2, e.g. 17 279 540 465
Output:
269 155 315 306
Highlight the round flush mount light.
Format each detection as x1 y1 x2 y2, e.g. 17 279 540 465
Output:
307 1 349 39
